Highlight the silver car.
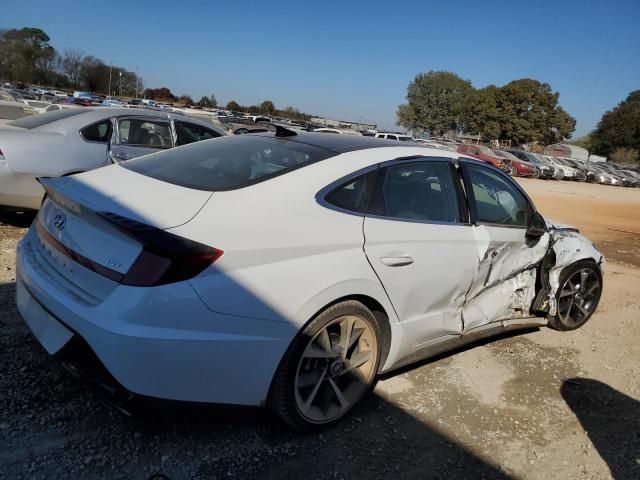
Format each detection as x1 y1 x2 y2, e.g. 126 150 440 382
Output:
0 108 226 211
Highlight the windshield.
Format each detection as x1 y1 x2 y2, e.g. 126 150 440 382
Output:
9 108 88 129
122 134 335 191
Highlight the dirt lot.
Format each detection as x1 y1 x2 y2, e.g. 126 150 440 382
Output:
1 180 639 480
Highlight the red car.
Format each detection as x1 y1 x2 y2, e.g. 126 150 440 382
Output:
493 150 538 177
457 144 506 170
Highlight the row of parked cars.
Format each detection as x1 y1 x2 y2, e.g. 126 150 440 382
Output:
456 143 640 188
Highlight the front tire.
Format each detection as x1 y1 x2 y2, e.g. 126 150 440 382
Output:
268 300 381 429
549 260 603 331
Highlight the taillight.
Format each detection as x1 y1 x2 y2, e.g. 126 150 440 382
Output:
98 212 223 287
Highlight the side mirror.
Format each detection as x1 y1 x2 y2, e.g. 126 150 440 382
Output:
526 211 547 237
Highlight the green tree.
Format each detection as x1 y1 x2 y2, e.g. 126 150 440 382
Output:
209 94 217 108
197 96 213 108
498 79 575 144
397 71 473 135
461 86 503 139
0 27 54 83
226 100 240 111
591 90 640 157
178 94 194 105
260 100 275 116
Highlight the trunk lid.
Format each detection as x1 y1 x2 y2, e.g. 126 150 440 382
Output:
30 167 212 300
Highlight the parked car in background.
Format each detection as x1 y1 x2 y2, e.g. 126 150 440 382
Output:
15 131 605 429
375 132 415 142
506 150 555 179
457 144 506 170
544 156 577 180
313 128 362 136
0 100 36 121
494 149 537 177
0 108 226 211
556 157 587 181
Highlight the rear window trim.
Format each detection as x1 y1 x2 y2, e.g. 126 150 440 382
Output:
122 135 337 192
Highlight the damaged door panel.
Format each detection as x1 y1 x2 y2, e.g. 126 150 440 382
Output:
461 225 551 331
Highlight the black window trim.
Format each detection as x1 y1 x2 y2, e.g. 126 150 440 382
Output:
317 156 471 226
79 117 114 144
459 157 538 230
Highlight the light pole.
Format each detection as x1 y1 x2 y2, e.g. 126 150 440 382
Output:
108 62 112 98
119 71 122 97
135 66 139 99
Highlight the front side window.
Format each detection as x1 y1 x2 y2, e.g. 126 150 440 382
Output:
368 160 460 223
175 121 221 146
465 163 532 227
117 118 173 148
80 120 112 143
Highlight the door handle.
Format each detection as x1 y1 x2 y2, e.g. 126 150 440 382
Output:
379 255 414 267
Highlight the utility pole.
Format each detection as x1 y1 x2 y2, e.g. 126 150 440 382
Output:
119 71 122 97
135 66 139 99
108 62 112 98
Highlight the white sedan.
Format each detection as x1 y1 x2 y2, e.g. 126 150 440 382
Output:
16 129 605 429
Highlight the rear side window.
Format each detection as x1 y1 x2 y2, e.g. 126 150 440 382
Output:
325 171 378 214
123 134 334 191
80 120 112 143
368 161 460 223
175 121 221 146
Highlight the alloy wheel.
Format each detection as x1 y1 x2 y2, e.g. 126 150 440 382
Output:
557 267 601 325
294 315 377 424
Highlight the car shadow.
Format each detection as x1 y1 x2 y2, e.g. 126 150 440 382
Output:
0 276 513 480
561 378 640 480
0 210 37 228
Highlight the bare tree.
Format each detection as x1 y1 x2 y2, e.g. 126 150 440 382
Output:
62 49 84 88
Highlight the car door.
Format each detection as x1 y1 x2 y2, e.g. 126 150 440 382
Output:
109 116 173 162
459 160 551 331
363 158 479 346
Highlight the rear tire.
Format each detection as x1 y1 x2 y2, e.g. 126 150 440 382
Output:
268 300 382 430
549 260 603 331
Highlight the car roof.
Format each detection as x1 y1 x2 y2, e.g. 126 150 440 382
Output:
6 107 224 134
251 131 423 153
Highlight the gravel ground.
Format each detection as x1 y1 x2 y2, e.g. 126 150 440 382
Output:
1 181 639 480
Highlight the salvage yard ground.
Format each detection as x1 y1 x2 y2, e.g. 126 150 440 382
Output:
1 180 639 479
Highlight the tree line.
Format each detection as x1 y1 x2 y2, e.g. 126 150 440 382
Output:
0 27 141 96
581 90 640 164
397 71 576 145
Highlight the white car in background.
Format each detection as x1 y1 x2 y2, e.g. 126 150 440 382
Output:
16 129 604 429
375 132 415 141
313 127 362 135
0 108 225 211
545 156 579 179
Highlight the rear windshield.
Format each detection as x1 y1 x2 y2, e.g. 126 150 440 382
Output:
122 134 335 191
9 108 88 129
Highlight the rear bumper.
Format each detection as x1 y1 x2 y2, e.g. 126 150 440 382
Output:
0 163 43 210
16 232 297 406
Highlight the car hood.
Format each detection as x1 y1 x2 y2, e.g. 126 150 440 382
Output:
545 218 578 232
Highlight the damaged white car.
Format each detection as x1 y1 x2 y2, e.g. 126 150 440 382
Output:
16 130 604 429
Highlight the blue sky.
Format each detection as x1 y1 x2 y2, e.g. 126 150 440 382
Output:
2 0 638 136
